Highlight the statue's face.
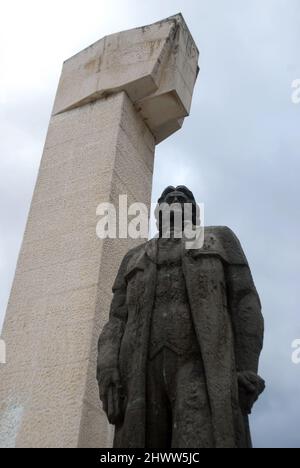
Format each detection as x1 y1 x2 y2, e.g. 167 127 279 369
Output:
157 186 195 235
163 189 190 207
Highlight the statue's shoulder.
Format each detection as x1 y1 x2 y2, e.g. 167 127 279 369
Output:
113 242 149 289
124 241 149 261
119 241 150 271
203 226 248 265
205 225 237 242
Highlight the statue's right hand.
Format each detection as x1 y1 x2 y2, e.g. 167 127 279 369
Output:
98 368 124 425
237 371 265 414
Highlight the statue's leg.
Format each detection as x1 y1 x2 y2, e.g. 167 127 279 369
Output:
167 353 214 448
145 350 172 448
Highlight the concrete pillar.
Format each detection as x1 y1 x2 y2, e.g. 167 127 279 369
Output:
0 14 199 448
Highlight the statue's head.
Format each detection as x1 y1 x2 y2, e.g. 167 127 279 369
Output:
155 185 200 237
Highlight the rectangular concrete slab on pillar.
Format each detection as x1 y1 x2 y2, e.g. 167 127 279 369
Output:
53 13 199 143
0 14 199 448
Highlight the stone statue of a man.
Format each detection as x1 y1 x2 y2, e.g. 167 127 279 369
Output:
97 186 265 448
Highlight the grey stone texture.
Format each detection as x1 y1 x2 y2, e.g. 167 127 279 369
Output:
98 187 265 448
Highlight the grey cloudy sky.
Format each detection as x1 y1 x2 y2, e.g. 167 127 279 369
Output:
1 0 300 448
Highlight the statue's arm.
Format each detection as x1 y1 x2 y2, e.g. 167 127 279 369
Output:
220 225 265 412
96 253 129 423
226 262 265 413
226 263 264 374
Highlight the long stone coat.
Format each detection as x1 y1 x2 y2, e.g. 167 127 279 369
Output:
97 226 264 448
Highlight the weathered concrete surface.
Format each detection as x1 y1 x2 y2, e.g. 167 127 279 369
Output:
0 92 154 448
0 14 199 448
53 14 199 143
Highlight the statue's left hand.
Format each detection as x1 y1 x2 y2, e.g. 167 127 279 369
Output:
98 368 125 425
237 371 265 414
